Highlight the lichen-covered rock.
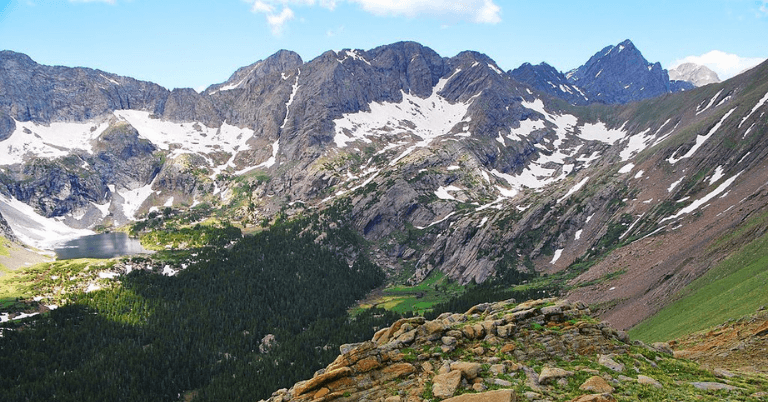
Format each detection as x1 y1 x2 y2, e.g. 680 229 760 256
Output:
579 376 614 393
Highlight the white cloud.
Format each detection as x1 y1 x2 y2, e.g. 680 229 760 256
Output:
760 1 768 16
68 0 116 3
248 0 334 35
671 50 766 80
348 0 501 24
266 7 295 35
246 0 501 36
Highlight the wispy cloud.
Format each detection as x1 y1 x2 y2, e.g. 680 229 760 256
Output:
68 0 117 4
349 0 501 24
247 0 333 35
246 0 501 36
760 0 768 16
671 50 766 80
326 25 344 37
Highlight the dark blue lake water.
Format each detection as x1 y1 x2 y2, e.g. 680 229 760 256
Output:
55 232 151 260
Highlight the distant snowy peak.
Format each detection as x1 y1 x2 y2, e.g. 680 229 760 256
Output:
509 62 589 105
565 39 688 104
669 63 721 87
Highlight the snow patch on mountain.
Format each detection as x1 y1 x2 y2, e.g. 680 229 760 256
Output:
709 166 725 185
0 193 93 249
114 111 255 162
739 91 768 128
435 185 463 201
332 76 471 150
557 177 590 203
578 122 627 144
661 172 742 223
2 119 111 165
669 108 736 164
115 182 156 220
696 89 724 115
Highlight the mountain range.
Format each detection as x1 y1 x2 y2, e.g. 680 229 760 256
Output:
1 38 767 337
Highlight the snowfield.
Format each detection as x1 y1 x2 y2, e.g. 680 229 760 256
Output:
333 70 471 149
3 119 111 165
0 193 93 250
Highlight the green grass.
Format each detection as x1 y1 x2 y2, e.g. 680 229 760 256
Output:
0 240 9 257
360 271 466 315
630 227 768 342
0 258 118 309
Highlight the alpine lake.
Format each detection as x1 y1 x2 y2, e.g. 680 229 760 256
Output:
54 232 152 260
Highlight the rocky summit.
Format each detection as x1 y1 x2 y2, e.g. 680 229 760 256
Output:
565 39 692 104
668 63 721 87
508 63 589 105
260 298 764 402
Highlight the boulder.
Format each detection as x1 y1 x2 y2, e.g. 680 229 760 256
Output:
690 382 740 391
650 342 674 356
579 376 614 393
442 389 516 402
568 395 616 402
598 355 624 372
538 366 573 385
293 367 352 396
451 362 483 380
637 375 662 388
432 370 462 399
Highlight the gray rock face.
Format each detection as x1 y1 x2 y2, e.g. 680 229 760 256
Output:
566 39 682 104
1 157 108 218
91 121 162 190
161 88 221 126
0 211 18 242
0 50 169 124
204 49 303 95
0 111 15 141
509 62 589 105
669 63 721 87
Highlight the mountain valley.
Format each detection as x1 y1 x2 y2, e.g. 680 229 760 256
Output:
1 39 767 401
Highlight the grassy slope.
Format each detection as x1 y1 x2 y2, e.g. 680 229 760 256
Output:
629 222 768 342
356 271 465 315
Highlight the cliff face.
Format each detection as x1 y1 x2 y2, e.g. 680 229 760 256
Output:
260 298 762 402
0 51 169 129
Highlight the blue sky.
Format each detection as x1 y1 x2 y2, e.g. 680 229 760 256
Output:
0 0 765 91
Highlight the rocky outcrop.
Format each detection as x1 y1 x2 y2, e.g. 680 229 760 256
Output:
0 210 18 242
1 156 108 218
260 298 635 402
260 297 761 402
91 121 162 190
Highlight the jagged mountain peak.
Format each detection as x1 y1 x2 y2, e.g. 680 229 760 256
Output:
509 61 589 105
565 39 683 104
